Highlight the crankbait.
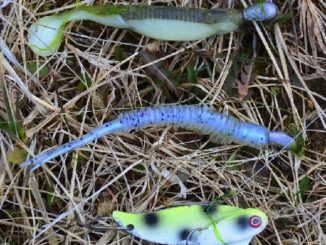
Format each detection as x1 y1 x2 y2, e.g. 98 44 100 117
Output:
27 2 278 56
21 105 294 171
113 204 268 245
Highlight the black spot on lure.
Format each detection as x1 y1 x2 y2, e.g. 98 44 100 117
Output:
27 2 278 56
21 105 294 171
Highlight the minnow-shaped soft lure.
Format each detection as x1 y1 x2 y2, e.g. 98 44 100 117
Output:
113 204 268 245
21 105 294 171
27 2 278 56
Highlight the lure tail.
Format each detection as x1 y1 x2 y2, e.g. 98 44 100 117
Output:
20 120 123 171
27 6 133 57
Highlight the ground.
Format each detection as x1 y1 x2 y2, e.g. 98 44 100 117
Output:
0 0 325 244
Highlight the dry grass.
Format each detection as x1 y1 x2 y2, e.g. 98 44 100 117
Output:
0 0 325 244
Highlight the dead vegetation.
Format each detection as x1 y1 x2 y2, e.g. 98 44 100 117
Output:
0 0 325 244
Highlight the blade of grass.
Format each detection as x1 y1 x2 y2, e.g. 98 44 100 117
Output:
0 53 20 138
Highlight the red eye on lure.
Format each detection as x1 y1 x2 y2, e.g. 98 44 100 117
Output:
249 215 262 228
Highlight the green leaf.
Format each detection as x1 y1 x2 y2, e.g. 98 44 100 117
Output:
8 147 28 165
269 12 293 26
0 73 26 140
270 87 280 97
225 152 240 171
0 120 10 132
186 65 197 84
26 61 51 79
47 185 57 206
16 122 26 140
77 72 92 91
297 176 310 200
76 150 92 163
133 164 145 171
113 46 124 62
208 190 237 206
288 125 305 156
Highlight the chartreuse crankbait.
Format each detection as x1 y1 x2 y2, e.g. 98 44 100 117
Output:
27 2 278 56
113 204 268 245
20 105 294 171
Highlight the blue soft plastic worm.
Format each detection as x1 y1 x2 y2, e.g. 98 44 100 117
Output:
21 105 294 171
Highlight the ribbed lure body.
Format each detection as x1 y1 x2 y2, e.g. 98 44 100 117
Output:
27 3 278 56
119 6 243 41
118 105 269 147
20 105 294 171
113 204 268 245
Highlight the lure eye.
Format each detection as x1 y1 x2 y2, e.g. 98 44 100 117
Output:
249 215 261 228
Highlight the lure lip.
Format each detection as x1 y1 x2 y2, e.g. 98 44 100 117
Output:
242 2 278 22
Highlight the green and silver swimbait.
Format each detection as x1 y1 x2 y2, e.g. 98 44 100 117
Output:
27 2 278 56
113 204 268 245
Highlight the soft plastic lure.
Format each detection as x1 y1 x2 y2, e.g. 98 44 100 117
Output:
27 2 278 56
113 204 268 245
21 105 294 171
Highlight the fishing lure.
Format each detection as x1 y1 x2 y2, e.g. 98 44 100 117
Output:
20 105 294 171
112 204 268 245
27 2 278 56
